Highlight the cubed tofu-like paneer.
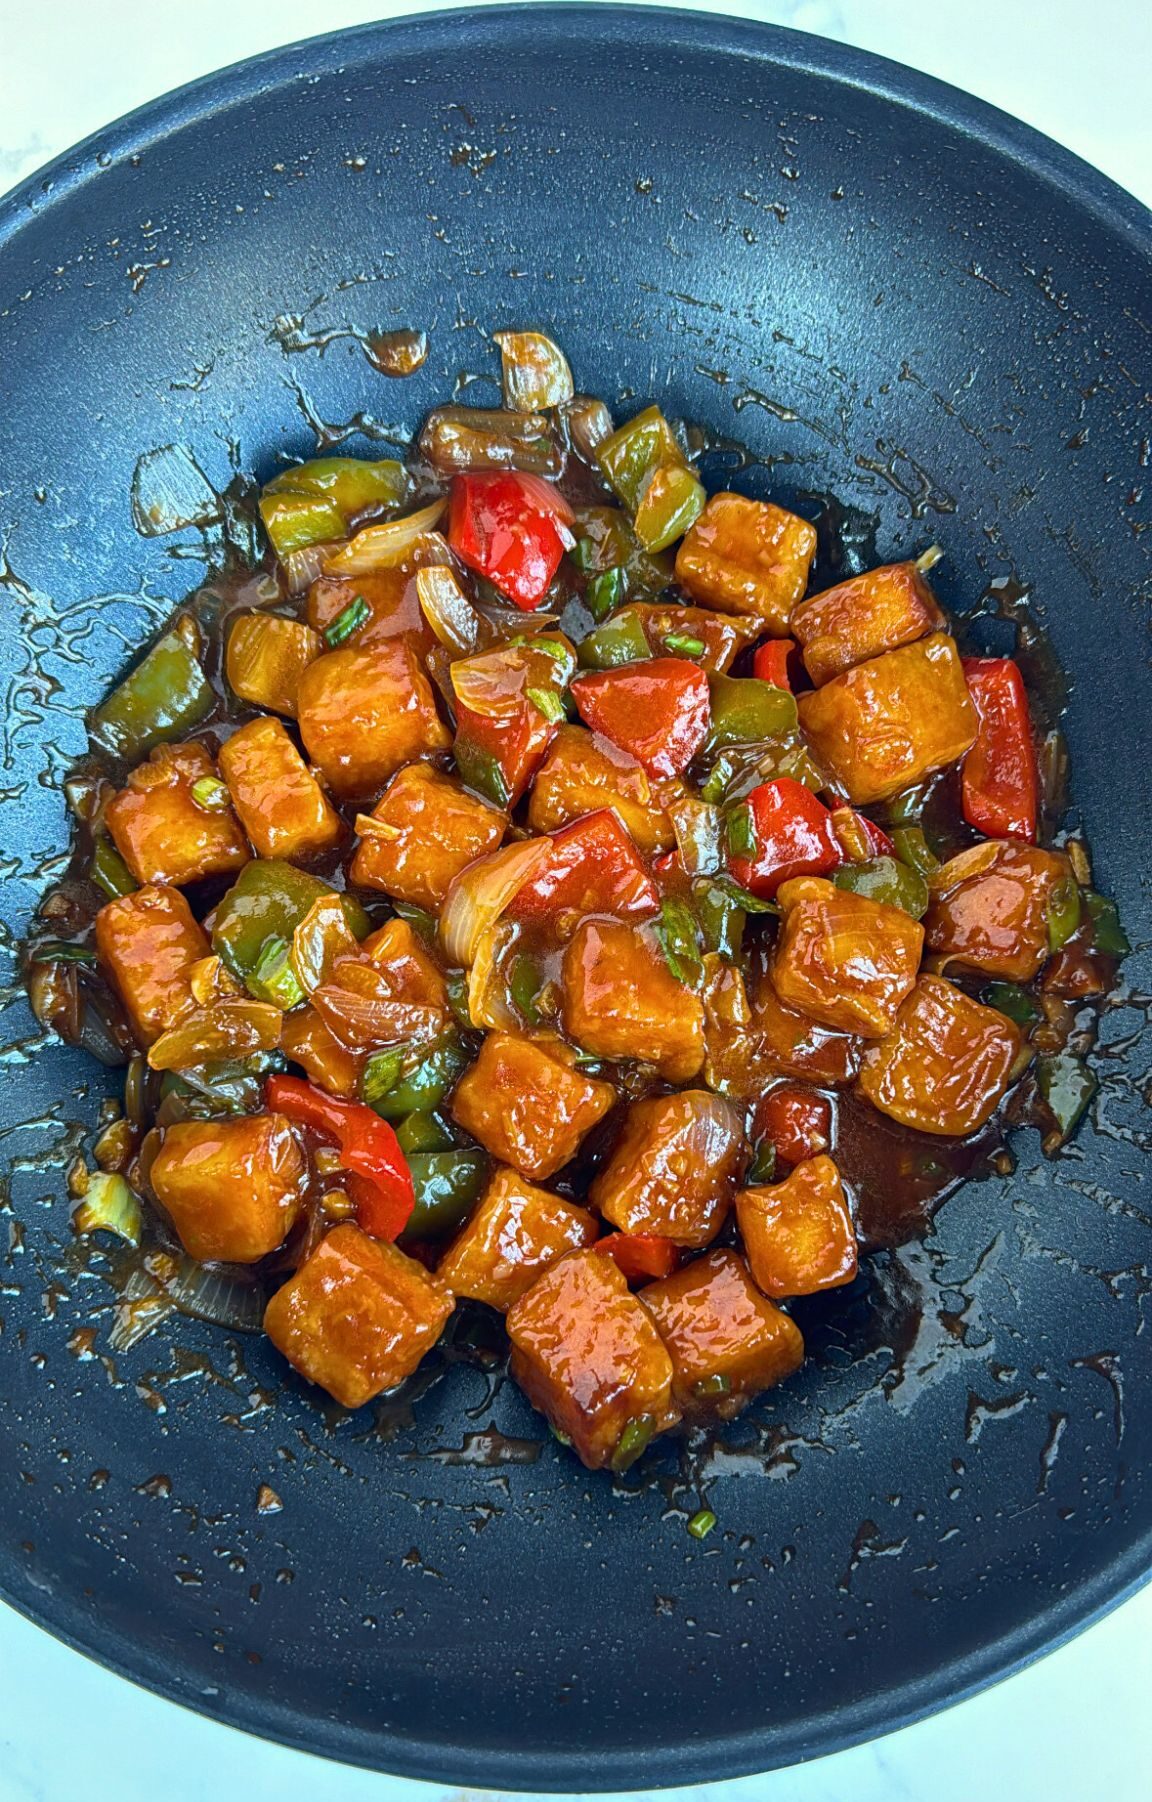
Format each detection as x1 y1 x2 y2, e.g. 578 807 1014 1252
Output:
150 1113 305 1263
640 1249 804 1416
791 561 945 687
562 918 705 1081
438 1165 598 1310
313 917 452 1053
675 492 817 632
797 633 977 805
506 1248 679 1469
736 1155 858 1297
281 1005 365 1098
350 761 508 907
95 884 210 1045
450 1031 617 1180
297 641 451 798
771 876 923 1038
857 974 1023 1136
225 613 321 717
527 725 675 856
925 843 1072 982
307 563 435 658
218 715 344 861
263 1223 453 1409
751 972 862 1086
105 742 250 887
591 1091 744 1247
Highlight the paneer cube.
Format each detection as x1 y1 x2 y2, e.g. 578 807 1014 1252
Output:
591 1091 745 1247
857 974 1023 1136
790 561 945 686
263 1223 453 1409
561 918 705 1081
105 742 250 887
350 761 508 907
674 492 817 631
437 1165 598 1310
771 876 923 1038
281 1004 365 1098
217 715 344 861
640 1249 804 1416
150 1113 305 1263
751 972 862 1086
526 725 675 856
297 641 450 798
307 563 435 657
450 1031 616 1180
506 1248 679 1469
225 613 321 717
736 1154 858 1297
925 843 1072 982
94 884 210 1044
797 633 977 805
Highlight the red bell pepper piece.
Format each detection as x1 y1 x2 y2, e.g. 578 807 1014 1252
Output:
454 696 557 808
752 638 798 692
961 657 1038 842
510 808 659 920
727 777 841 898
448 472 573 610
266 1074 415 1241
569 659 711 778
830 805 895 863
595 1232 680 1282
752 1084 833 1167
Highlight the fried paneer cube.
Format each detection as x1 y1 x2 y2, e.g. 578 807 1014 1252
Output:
296 640 450 797
750 972 863 1086
150 1113 305 1263
263 1223 453 1409
771 876 923 1038
350 761 508 907
94 884 209 1045
857 974 1023 1135
674 492 817 632
506 1248 679 1469
561 918 705 1081
791 560 945 686
225 613 321 718
218 715 344 861
105 741 250 887
797 633 977 805
925 843 1073 982
590 1091 744 1247
438 1165 598 1311
736 1154 857 1297
450 1031 616 1180
640 1249 804 1417
526 725 675 856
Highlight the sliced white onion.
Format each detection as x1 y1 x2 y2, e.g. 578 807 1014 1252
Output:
928 840 1002 895
147 1000 283 1072
562 394 615 460
291 895 361 995
494 330 575 412
324 501 446 575
440 837 554 967
466 921 522 1030
145 1249 268 1332
667 795 724 876
283 539 345 595
450 649 529 720
417 565 484 656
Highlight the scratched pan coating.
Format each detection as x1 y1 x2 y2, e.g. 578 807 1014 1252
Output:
0 6 1150 1789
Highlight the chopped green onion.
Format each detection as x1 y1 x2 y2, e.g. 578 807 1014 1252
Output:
725 803 757 861
1046 877 1082 953
585 566 627 622
509 952 545 1025
711 876 779 916
610 1414 656 1472
454 739 511 808
362 1046 408 1105
693 1373 731 1398
655 897 704 989
248 936 305 1010
884 786 929 827
73 1172 143 1247
693 879 746 961
746 1139 777 1184
323 595 371 648
31 940 97 965
570 537 597 573
982 981 1039 1027
1037 1052 1097 1144
445 971 472 1031
550 1424 573 1446
687 1508 717 1540
664 632 706 658
526 685 567 724
90 838 137 900
1083 890 1130 957
190 775 231 813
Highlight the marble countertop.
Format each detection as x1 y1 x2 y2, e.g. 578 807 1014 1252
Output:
1 3 1149 1798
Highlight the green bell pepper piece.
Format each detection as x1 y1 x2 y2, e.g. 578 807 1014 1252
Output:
705 675 799 754
585 566 626 622
398 1149 490 1243
258 490 347 560
693 878 746 961
654 897 704 988
632 465 706 553
578 609 653 669
833 856 929 921
745 1139 777 1185
1037 1052 1097 1142
395 1111 456 1155
1046 876 1082 952
570 504 673 598
90 624 213 760
982 981 1040 1027
264 456 408 515
892 826 940 877
1083 890 1130 956
366 1037 471 1121
596 406 688 512
90 837 137 900
212 860 369 985
453 736 512 807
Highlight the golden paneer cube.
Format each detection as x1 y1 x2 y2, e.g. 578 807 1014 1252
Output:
736 1155 858 1297
150 1113 305 1263
591 1090 745 1247
296 640 451 798
105 742 250 887
771 877 923 1038
450 1031 616 1181
925 843 1072 983
281 1005 365 1098
95 884 210 1045
674 492 817 632
307 563 435 658
218 715 344 861
857 974 1023 1136
797 632 977 805
438 1165 598 1311
640 1248 804 1416
527 725 674 856
506 1248 679 1470
225 613 321 717
791 561 945 686
562 918 705 1082
263 1223 453 1410
350 761 508 907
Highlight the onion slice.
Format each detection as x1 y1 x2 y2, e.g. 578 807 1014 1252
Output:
283 539 345 595
147 1000 283 1071
440 838 554 967
417 564 485 656
324 501 446 575
291 896 361 995
494 330 575 412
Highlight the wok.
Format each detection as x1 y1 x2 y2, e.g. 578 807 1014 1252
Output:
0 6 1149 1789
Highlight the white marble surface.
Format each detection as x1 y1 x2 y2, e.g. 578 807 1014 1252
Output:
1 2 1150 1798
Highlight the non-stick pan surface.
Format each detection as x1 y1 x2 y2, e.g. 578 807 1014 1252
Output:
1 7 1150 1789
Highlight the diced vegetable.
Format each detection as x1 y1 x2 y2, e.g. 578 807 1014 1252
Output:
654 894 705 987
73 1171 144 1246
1046 875 1082 953
419 405 560 476
322 503 447 578
448 471 573 609
687 1509 718 1540
225 614 321 718
570 659 711 778
640 1249 804 1416
218 716 344 861
891 825 939 876
705 674 798 755
982 981 1039 1026
736 1155 857 1297
1083 890 1130 957
451 1031 616 1181
213 861 367 987
1036 1052 1098 1146
451 634 575 805
725 778 840 900
577 610 654 669
561 917 705 1081
91 620 214 762
90 838 138 900
399 1149 490 1243
570 505 674 601
791 561 944 686
494 330 574 412
281 1005 365 1098
772 875 923 1038
510 809 659 922
595 1233 680 1283
267 1074 415 1241
632 464 706 552
833 855 929 921
147 998 283 1072
961 657 1038 843
752 638 796 690
395 1112 455 1156
439 838 554 967
364 1038 471 1121
260 491 346 560
596 405 688 512
674 492 817 631
438 1165 598 1308
857 975 1023 1135
752 1084 832 1167
590 1090 744 1246
261 457 408 558
586 565 626 622
151 1113 305 1262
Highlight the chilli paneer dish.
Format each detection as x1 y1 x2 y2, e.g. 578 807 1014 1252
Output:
26 331 1127 1478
